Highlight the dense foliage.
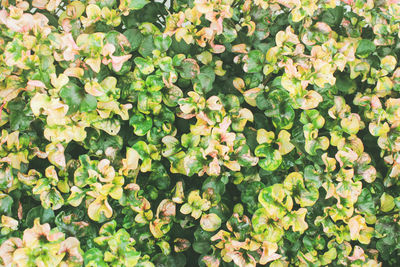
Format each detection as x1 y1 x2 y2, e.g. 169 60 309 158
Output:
0 0 400 266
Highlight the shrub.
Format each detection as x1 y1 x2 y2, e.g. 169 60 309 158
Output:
0 0 400 266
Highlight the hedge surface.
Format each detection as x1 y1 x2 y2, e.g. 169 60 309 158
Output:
0 0 400 266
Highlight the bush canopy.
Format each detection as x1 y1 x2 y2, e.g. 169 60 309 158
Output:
0 0 400 266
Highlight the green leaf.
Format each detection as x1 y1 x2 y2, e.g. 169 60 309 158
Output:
159 56 173 72
25 206 55 227
255 144 282 171
163 85 183 107
335 73 356 94
60 82 97 114
161 136 181 157
137 91 162 114
0 194 13 215
272 102 295 130
179 59 200 79
376 238 396 260
153 254 186 267
92 118 121 135
246 50 264 73
149 162 170 190
139 35 156 57
321 6 344 26
193 66 215 94
239 181 264 213
134 57 154 75
356 39 376 58
154 35 172 51
146 74 164 91
356 189 375 215
304 165 322 188
129 113 153 136
84 248 108 267
256 93 275 112
81 94 98 112
380 193 395 212
8 99 33 131
375 217 398 260
202 178 225 197
222 24 237 43
123 29 143 51
251 207 284 242
192 241 211 254
85 132 123 154
99 220 117 236
128 0 149 10
132 141 150 159
98 0 116 8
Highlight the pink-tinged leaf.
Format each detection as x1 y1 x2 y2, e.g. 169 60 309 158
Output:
347 246 366 262
86 58 101 73
224 160 240 171
27 80 46 88
110 54 132 71
0 10 8 25
219 117 232 132
259 241 280 265
102 43 116 57
208 157 221 176
0 238 22 265
341 0 354 4
207 96 223 111
232 44 247 53
210 43 225 54
64 67 84 78
32 0 48 9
